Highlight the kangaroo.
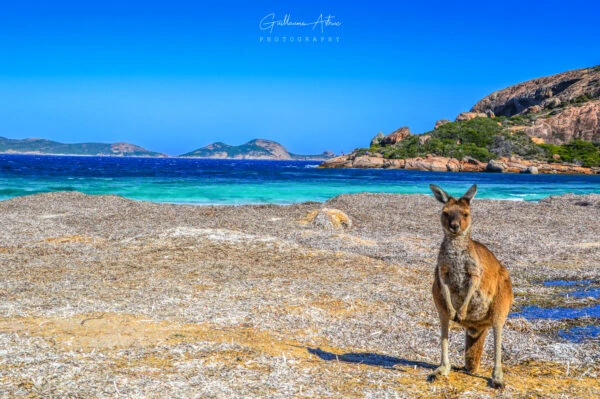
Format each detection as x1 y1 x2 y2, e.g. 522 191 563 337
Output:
428 184 513 388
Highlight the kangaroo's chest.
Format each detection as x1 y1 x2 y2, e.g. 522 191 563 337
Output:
439 245 490 319
441 245 480 289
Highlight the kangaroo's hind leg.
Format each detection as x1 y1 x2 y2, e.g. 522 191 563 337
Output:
465 326 488 374
490 273 513 388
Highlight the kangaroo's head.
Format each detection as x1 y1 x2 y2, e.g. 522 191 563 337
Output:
429 184 477 236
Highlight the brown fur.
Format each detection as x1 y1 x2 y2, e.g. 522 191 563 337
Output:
465 327 488 372
428 184 513 388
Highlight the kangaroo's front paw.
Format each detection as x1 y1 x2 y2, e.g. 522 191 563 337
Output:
427 365 450 382
454 307 467 322
448 309 457 322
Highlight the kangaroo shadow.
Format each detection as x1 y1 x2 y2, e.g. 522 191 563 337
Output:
307 347 490 385
307 347 436 371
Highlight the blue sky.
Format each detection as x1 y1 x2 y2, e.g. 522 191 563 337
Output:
0 0 599 156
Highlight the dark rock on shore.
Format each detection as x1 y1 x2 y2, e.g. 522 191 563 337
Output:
486 159 507 173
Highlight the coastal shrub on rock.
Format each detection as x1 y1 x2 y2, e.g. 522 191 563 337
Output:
374 118 502 162
352 116 600 168
490 131 545 159
539 140 600 167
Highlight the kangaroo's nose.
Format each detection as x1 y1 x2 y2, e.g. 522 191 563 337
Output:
449 223 459 232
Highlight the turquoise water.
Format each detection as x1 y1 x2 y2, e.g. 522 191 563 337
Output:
1 154 600 204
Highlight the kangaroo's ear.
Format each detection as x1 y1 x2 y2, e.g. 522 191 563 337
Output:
429 184 451 204
461 184 477 203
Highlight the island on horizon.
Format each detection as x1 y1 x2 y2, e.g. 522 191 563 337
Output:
180 139 335 160
0 136 168 157
0 136 336 161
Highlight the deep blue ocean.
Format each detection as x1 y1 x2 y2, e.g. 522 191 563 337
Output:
1 154 600 204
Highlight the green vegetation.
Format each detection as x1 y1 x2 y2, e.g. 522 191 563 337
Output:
357 116 600 167
367 118 507 162
181 141 272 158
539 92 598 112
353 148 370 157
572 94 594 104
539 140 600 167
503 114 538 126
490 130 546 159
181 139 334 159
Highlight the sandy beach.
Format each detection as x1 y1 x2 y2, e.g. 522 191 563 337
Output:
0 191 599 398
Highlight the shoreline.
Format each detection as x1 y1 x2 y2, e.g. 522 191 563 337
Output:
1 188 599 206
319 153 600 175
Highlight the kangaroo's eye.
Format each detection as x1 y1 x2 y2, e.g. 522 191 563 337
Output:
442 211 449 217
463 213 469 217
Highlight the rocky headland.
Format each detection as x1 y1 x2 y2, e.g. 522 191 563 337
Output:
471 66 600 144
323 153 599 174
321 65 600 174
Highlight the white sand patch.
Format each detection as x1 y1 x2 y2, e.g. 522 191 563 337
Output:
573 242 600 247
39 213 68 219
162 227 296 247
